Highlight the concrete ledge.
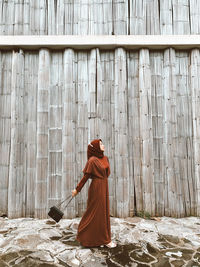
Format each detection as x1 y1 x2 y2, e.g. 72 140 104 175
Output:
0 35 199 50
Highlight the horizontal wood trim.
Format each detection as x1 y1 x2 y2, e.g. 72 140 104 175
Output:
0 35 200 51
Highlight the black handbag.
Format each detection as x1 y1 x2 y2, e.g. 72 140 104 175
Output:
48 194 74 223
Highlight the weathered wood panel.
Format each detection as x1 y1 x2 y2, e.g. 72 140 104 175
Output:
127 50 139 216
0 48 200 218
63 49 77 219
1 0 200 35
48 52 63 215
139 49 155 215
190 49 200 215
8 50 25 218
150 51 165 216
114 48 130 217
24 52 38 217
99 50 116 216
35 49 50 218
0 52 12 215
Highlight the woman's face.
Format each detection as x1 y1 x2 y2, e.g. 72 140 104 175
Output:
99 140 105 151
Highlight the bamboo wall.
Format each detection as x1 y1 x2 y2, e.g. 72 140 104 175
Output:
0 48 199 218
0 0 200 219
0 0 200 35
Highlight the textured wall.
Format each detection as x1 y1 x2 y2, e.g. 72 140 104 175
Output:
0 0 200 219
0 47 199 218
0 0 200 35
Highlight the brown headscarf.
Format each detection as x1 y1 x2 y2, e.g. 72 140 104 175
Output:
87 139 104 160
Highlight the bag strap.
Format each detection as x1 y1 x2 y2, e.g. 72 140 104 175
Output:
56 194 73 208
62 196 74 210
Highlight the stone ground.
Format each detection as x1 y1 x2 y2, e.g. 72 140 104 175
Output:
0 215 200 267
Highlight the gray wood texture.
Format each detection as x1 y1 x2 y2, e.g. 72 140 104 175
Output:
0 0 200 35
0 0 200 218
0 48 199 218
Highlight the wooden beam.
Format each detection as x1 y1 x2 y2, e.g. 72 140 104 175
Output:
0 35 200 50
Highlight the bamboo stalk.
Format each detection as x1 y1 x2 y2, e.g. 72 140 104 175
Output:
8 49 25 218
35 48 50 218
24 52 38 217
63 49 77 218
0 52 12 215
114 48 130 217
139 48 155 215
190 48 200 216
76 51 89 216
48 52 63 213
150 51 165 215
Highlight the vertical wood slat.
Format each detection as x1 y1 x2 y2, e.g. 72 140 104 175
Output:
163 48 184 217
172 0 190 34
39 0 47 35
176 51 193 216
139 48 155 215
130 0 145 34
0 52 12 215
47 0 56 35
96 49 115 215
23 0 30 35
127 51 138 216
35 49 50 218
113 0 128 35
63 0 73 35
57 0 65 35
114 48 129 217
63 49 77 218
128 51 143 213
163 48 177 217
160 0 173 35
95 48 103 141
24 52 38 217
190 0 200 34
14 0 24 35
150 52 165 216
8 50 25 218
145 0 160 35
88 48 97 140
99 51 116 216
76 51 89 216
48 52 63 211
73 0 89 35
91 0 113 35
190 49 200 216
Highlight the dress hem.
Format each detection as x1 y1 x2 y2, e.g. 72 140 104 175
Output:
76 236 111 247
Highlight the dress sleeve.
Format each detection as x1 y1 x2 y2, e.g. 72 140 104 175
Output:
82 158 95 175
75 159 95 193
75 173 91 193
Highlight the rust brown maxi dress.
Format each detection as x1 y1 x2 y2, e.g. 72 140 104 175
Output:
75 155 111 247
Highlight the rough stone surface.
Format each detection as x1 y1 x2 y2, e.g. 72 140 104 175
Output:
0 216 200 266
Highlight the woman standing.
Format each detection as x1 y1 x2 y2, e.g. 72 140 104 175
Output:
71 139 117 248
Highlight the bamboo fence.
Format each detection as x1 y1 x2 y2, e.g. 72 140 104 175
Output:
0 0 200 218
0 0 200 35
0 48 199 218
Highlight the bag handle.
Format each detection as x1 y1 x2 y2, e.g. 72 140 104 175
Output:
62 196 74 210
56 194 74 208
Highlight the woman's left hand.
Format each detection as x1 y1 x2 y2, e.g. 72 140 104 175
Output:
72 189 78 197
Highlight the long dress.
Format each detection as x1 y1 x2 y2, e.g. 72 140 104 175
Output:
75 155 111 247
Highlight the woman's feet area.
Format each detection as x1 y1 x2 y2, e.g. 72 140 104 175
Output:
101 241 117 248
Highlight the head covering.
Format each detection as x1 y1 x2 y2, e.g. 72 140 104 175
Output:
87 139 104 160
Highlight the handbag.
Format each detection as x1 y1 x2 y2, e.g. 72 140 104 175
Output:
48 194 74 223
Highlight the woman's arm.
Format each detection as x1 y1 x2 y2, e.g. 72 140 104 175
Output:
75 173 91 193
72 158 95 196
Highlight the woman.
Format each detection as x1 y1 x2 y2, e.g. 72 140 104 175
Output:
71 139 117 248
